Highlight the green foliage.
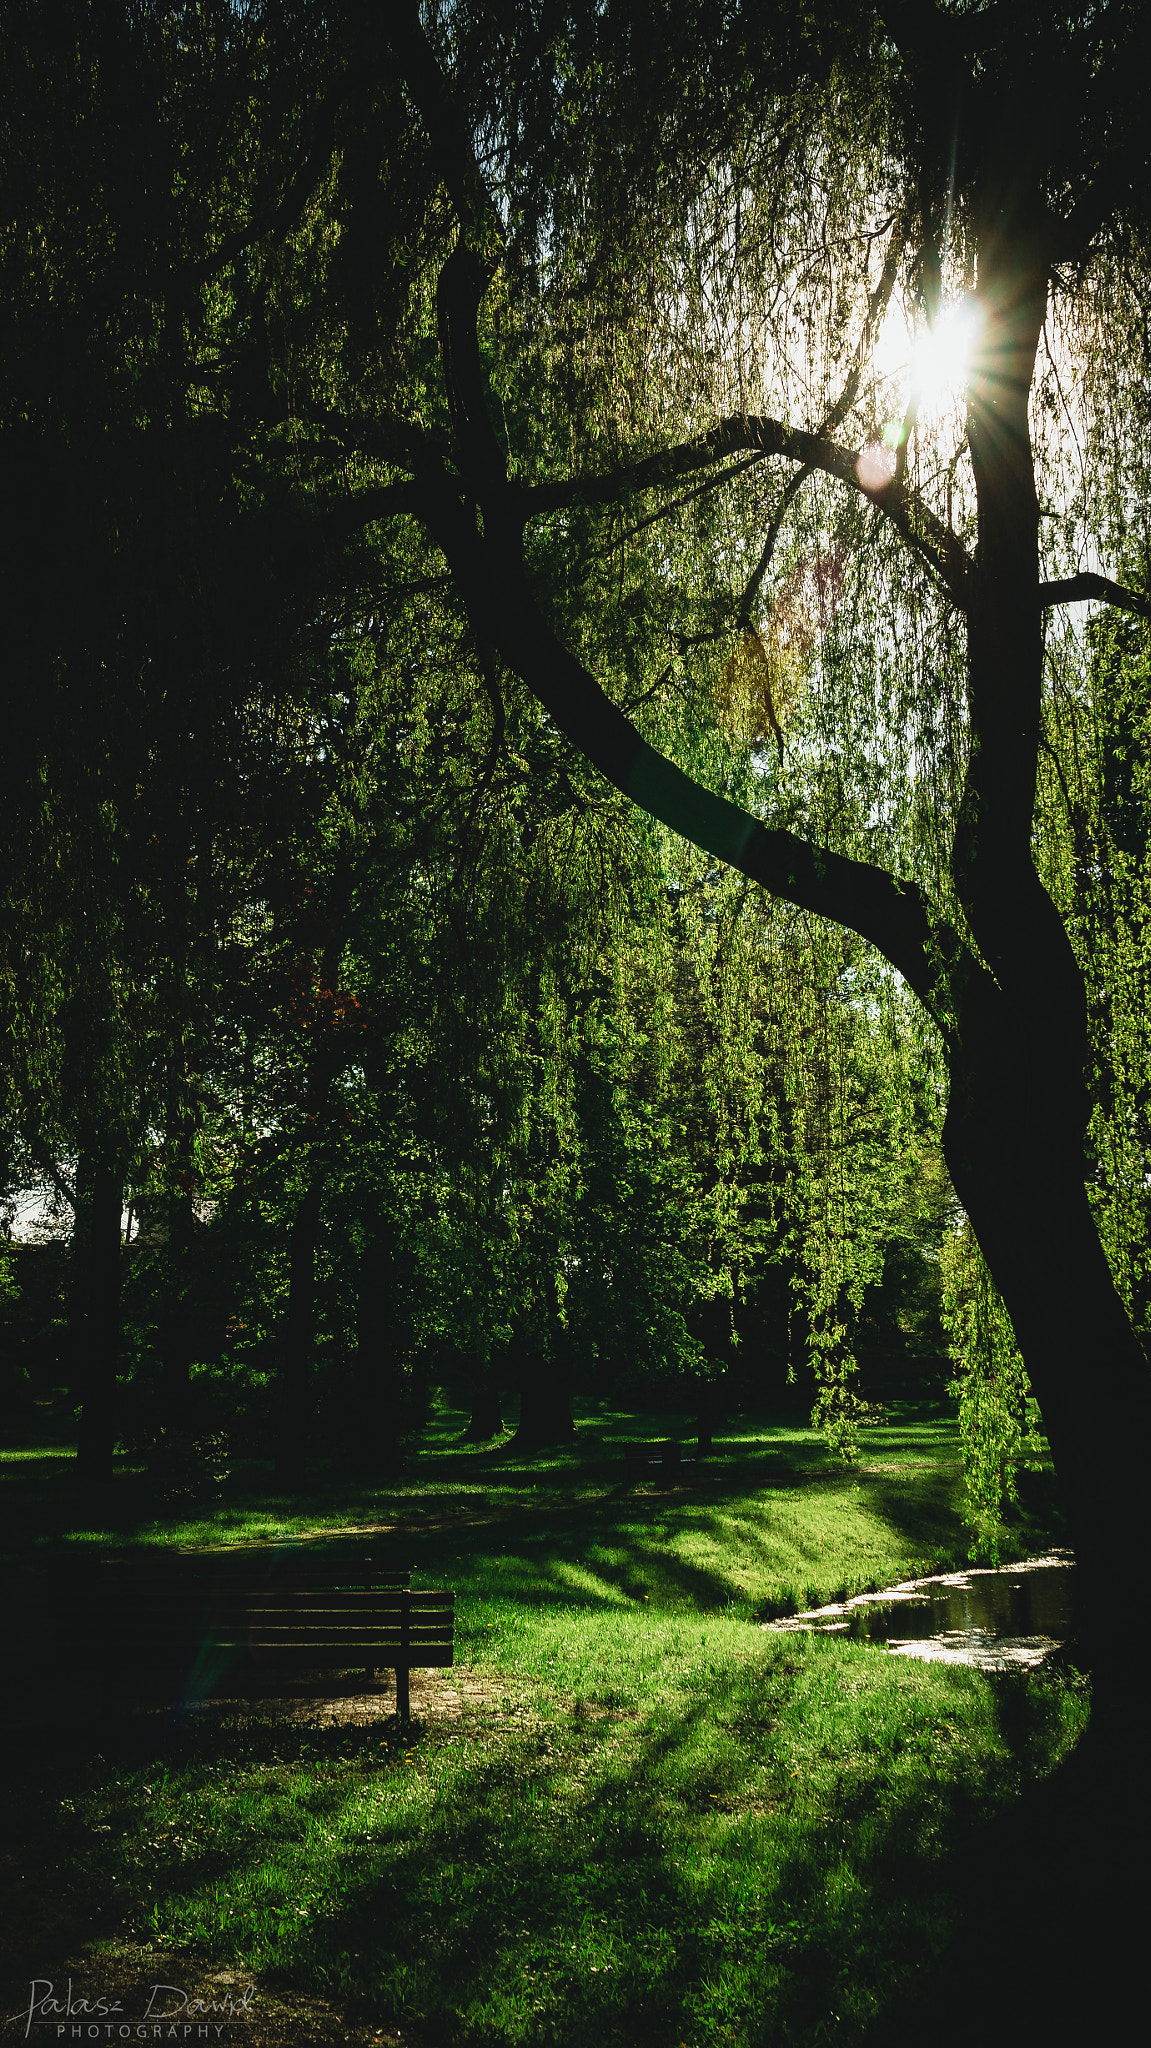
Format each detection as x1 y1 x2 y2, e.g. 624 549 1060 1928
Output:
1038 610 1151 1347
941 1223 1044 1562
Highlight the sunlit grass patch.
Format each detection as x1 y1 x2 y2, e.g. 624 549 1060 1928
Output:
0 1404 1076 2046
15 1633 1086 2048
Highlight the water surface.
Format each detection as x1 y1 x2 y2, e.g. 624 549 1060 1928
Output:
764 1552 1075 1668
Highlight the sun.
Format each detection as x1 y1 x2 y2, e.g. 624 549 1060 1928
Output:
857 294 984 488
871 294 983 418
910 297 983 413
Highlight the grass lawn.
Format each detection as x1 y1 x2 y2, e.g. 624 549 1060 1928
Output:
0 1398 1089 2046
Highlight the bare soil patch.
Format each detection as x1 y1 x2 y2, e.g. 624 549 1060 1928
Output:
4 1668 503 1733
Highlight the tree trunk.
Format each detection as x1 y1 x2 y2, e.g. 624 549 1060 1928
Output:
274 1167 326 1490
273 862 352 1488
511 1290 575 1450
948 210 1151 1705
461 1355 504 1442
160 1188 196 1430
692 1295 733 1452
697 1380 728 1454
343 1224 407 1475
944 1026 1150 1704
513 1362 574 1448
74 1153 124 1485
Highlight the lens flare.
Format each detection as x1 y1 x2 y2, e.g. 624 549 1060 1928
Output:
855 442 897 493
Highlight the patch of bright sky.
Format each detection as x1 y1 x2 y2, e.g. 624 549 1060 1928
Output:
866 283 1109 589
871 292 982 429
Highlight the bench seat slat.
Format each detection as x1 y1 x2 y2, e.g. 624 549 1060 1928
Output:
99 1594 420 1606
102 1596 455 1612
107 1630 456 1645
105 1610 458 1624
102 1654 452 1671
110 1644 454 1655
105 1621 456 1640
102 1624 445 1638
98 1584 447 1598
108 1646 456 1664
100 1593 454 1609
104 1632 455 1647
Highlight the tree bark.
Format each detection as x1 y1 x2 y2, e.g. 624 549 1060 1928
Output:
74 1152 124 1485
513 1362 574 1448
696 1379 729 1454
273 858 352 1489
944 999 1150 1700
160 1188 197 1430
692 1295 733 1451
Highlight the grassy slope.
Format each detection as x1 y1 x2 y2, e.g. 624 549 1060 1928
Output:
0 1400 1083 2047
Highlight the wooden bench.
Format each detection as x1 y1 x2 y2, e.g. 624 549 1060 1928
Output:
622 1441 695 1477
91 1556 453 1721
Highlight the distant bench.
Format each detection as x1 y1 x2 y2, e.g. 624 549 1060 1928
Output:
88 1555 454 1721
622 1441 696 1478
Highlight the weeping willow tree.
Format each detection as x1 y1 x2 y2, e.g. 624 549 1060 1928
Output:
331 1 1151 1707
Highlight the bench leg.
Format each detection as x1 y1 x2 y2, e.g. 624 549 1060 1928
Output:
396 1665 410 1721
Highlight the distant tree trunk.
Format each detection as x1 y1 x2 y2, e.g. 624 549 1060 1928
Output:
691 1296 733 1453
513 1354 574 1447
511 1285 575 1450
273 862 354 1488
461 1355 504 1441
343 1223 408 1475
274 1165 326 1490
160 1188 196 1430
74 1151 124 1485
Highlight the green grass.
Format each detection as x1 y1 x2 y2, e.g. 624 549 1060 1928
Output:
0 1394 1061 1595
0 1398 1082 2046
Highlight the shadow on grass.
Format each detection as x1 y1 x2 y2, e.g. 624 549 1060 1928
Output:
850 1465 963 1553
863 1685 1139 2048
0 1437 996 1656
0 1647 1110 2048
0 1397 855 1550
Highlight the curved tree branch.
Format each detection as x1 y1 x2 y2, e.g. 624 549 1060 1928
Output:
521 420 971 609
317 480 426 541
1039 573 1151 623
413 462 968 1031
384 5 989 1035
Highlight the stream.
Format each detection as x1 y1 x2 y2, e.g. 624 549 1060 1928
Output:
763 1551 1076 1668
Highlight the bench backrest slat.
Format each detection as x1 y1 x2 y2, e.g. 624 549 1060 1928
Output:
95 1582 454 1673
